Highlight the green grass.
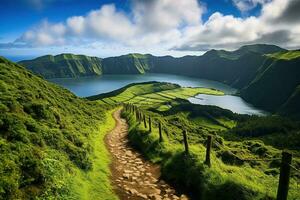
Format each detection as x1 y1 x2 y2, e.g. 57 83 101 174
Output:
0 57 117 199
109 82 300 200
69 108 119 200
122 110 300 200
97 82 224 111
267 50 300 60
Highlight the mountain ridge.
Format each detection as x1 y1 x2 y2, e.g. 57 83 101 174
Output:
17 44 300 117
18 44 285 79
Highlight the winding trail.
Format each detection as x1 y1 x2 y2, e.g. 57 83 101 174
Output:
106 109 189 200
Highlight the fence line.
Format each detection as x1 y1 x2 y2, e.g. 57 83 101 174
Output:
122 103 297 200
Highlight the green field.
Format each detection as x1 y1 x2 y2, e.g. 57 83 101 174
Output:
96 82 223 111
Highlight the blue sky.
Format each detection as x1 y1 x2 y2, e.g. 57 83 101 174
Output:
0 0 299 60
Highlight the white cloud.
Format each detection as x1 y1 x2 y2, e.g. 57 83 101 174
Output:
12 0 203 49
16 20 66 46
86 4 136 41
67 16 85 35
133 0 202 32
175 0 300 51
232 0 271 12
3 0 300 55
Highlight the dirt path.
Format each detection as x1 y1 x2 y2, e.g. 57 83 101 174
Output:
106 109 189 200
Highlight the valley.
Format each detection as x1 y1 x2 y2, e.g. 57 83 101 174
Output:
1 55 300 200
18 44 300 118
49 73 267 115
2 0 300 199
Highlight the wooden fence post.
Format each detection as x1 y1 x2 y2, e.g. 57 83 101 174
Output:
139 112 142 122
143 115 147 128
276 151 292 200
136 110 139 121
138 111 142 123
182 130 189 155
205 135 212 167
159 122 163 142
149 117 152 132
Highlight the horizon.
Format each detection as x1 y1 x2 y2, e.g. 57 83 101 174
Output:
1 0 300 59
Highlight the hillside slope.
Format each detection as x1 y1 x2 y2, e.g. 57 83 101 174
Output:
19 54 103 78
102 53 154 74
241 50 300 114
0 57 117 199
95 82 300 200
19 44 284 86
19 44 300 116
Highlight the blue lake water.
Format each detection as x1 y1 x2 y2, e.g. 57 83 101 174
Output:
50 73 267 115
189 94 268 116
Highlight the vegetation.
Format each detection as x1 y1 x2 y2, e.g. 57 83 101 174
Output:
241 51 300 116
267 50 300 60
2 50 300 200
19 45 283 90
0 57 117 199
19 54 103 78
88 82 224 110
94 82 300 200
20 44 300 118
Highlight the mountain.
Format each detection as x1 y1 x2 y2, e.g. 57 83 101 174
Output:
240 50 300 114
19 44 300 116
0 57 116 199
19 44 284 82
231 43 286 56
19 54 103 78
102 53 154 74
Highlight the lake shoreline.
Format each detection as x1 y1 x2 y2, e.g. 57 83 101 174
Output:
49 73 266 115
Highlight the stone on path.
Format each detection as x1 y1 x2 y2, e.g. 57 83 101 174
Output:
106 109 189 200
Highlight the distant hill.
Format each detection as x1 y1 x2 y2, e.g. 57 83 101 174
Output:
102 53 154 74
19 54 103 78
19 44 285 82
17 44 300 117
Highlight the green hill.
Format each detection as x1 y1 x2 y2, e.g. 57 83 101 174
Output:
19 54 103 78
19 44 300 117
232 44 286 57
0 57 117 199
102 53 154 74
279 85 300 118
19 44 284 84
240 50 300 114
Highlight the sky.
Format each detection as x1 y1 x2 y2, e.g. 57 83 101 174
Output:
0 0 300 60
